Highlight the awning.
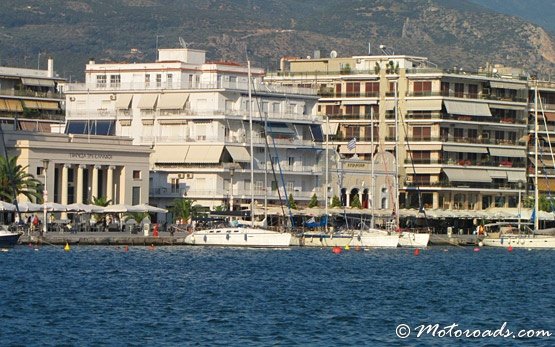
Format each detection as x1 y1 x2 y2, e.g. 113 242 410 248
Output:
322 122 339 135
490 81 526 90
488 147 526 158
226 146 250 162
342 99 377 105
443 168 491 183
137 94 158 109
185 145 224 163
266 122 295 136
507 171 526 183
409 167 442 174
22 100 40 109
309 124 324 142
443 145 488 153
37 101 59 110
444 100 491 117
543 112 555 122
384 100 396 111
155 146 189 163
115 94 133 109
18 120 52 132
0 99 23 112
537 178 555 192
157 93 189 110
489 103 526 111
21 78 55 87
488 170 507 179
406 99 443 111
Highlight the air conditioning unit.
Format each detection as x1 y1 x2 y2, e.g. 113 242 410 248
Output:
178 173 185 179
69 97 75 101
110 94 116 100
186 173 194 179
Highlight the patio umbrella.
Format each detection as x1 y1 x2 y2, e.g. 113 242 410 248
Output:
17 202 43 212
67 203 105 213
42 202 68 212
103 204 134 213
0 201 16 212
130 203 168 213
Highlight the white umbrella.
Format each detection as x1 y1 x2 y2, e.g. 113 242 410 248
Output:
67 203 105 213
0 201 16 212
130 203 168 213
103 204 134 213
42 202 68 212
16 202 43 212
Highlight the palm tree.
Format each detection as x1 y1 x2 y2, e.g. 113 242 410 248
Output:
0 155 41 203
91 196 112 207
171 198 197 223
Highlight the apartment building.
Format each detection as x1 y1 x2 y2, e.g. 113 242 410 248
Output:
266 54 534 212
63 48 323 211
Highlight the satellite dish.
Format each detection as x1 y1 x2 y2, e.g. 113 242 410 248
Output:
330 50 338 59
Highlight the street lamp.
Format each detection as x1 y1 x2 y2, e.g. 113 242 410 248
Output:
42 159 50 234
229 167 235 212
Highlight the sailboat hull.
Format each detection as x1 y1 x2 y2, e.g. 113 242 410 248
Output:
398 232 430 248
349 230 399 248
482 234 555 249
185 227 292 248
295 233 353 247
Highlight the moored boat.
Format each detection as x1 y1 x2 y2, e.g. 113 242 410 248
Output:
398 230 430 248
0 226 21 247
184 227 291 248
349 229 399 248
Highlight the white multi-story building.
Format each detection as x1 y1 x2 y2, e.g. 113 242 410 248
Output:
64 48 323 214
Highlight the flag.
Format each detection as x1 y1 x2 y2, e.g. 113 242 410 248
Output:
530 208 536 224
347 137 357 151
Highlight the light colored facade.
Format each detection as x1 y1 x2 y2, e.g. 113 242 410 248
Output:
63 48 323 211
267 54 537 211
0 130 151 206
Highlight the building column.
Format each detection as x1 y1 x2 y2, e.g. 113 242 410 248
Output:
92 165 99 201
76 164 84 204
432 192 439 209
106 165 114 203
61 164 70 219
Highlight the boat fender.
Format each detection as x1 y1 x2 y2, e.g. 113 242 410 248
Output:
203 235 207 243
500 237 504 245
357 235 361 241
319 236 323 243
244 233 248 241
226 233 230 240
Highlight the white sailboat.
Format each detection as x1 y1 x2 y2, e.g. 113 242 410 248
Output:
185 61 292 248
483 80 555 248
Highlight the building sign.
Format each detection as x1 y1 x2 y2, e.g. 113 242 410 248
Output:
70 152 113 160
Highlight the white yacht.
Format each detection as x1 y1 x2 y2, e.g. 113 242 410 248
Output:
184 227 291 248
398 231 430 248
349 229 399 248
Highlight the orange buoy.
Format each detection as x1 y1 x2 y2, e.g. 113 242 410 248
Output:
473 247 480 252
508 245 513 252
153 224 159 238
413 248 420 256
332 246 342 254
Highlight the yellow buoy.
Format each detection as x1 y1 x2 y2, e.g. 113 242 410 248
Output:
344 245 350 250
64 243 70 252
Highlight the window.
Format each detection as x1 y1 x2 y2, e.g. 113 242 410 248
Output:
344 105 360 116
96 75 106 88
454 83 464 97
335 83 342 96
255 181 264 193
110 75 121 88
468 129 478 139
365 82 379 97
166 74 173 88
288 157 295 167
345 126 360 138
145 74 150 87
413 81 432 96
325 105 340 115
171 178 179 193
271 181 278 191
412 151 431 163
133 170 141 180
272 103 280 113
345 82 360 97
156 74 162 87
495 131 504 141
412 126 431 140
468 84 478 98
454 128 464 139
132 187 141 205
441 82 450 96
413 174 430 185
65 120 116 136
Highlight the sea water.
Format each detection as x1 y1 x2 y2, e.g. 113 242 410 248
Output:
1 246 553 346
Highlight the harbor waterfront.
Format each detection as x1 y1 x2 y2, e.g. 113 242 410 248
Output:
1 245 553 345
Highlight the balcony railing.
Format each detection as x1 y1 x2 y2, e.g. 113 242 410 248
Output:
404 158 526 168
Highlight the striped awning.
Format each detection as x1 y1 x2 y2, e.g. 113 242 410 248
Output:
443 145 488 153
444 100 492 117
185 145 224 163
226 146 251 162
443 168 491 183
115 94 133 109
157 93 189 110
0 99 23 112
488 147 526 158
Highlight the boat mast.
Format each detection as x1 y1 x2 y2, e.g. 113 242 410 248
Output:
325 115 329 231
394 78 400 229
248 61 255 228
371 109 375 229
534 80 539 232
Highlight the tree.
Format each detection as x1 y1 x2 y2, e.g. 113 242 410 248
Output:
0 155 41 203
330 195 341 208
350 194 362 209
171 198 197 223
308 193 319 208
91 196 112 207
288 193 297 209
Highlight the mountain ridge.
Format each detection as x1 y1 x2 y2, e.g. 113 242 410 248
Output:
0 0 553 81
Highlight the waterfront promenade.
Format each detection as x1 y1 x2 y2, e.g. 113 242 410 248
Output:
20 231 189 246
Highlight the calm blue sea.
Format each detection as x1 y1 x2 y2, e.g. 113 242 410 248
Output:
1 245 553 346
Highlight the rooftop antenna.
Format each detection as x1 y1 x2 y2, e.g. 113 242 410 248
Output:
379 44 394 55
179 37 188 48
